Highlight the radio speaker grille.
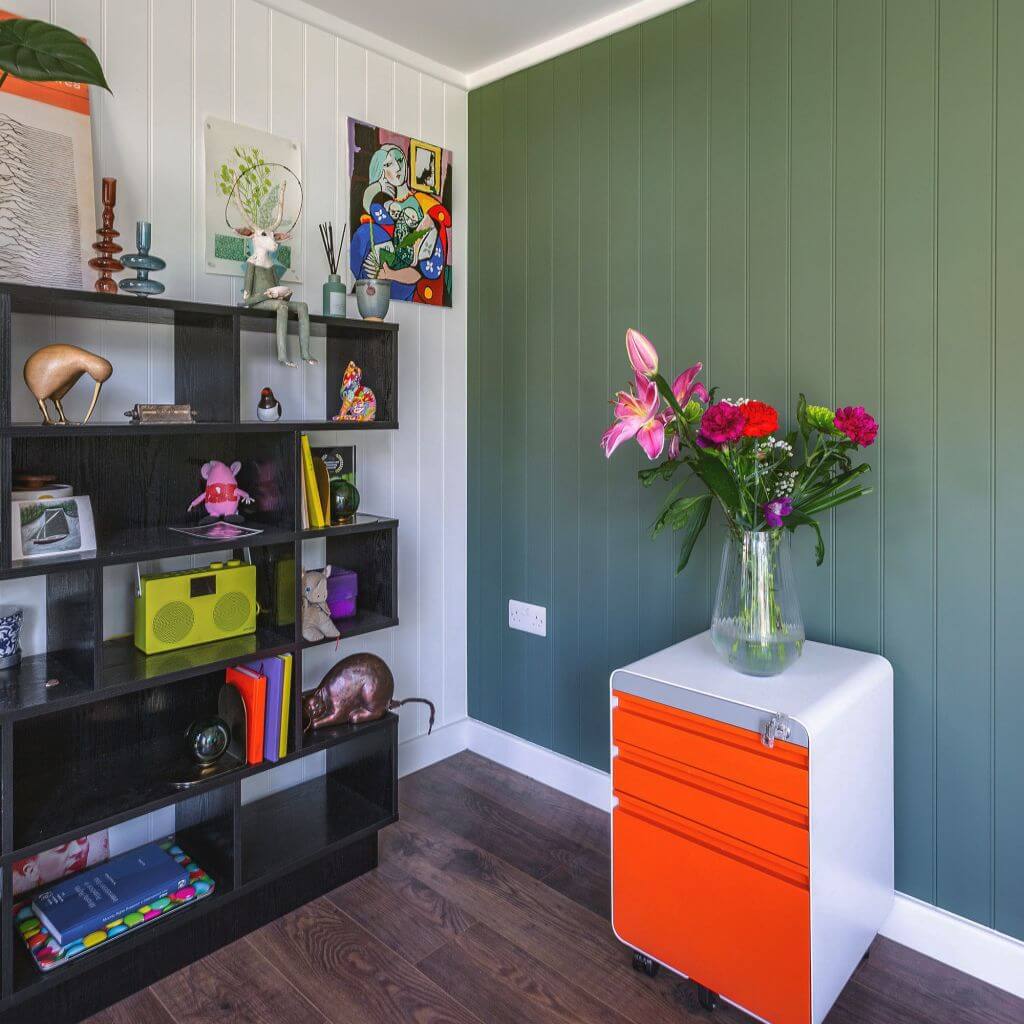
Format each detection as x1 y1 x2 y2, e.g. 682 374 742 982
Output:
214 591 252 632
152 601 196 645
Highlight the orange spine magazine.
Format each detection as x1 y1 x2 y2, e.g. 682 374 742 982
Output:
226 666 266 765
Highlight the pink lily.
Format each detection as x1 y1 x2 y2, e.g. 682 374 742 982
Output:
656 361 710 451
625 328 658 378
601 372 665 460
669 362 709 408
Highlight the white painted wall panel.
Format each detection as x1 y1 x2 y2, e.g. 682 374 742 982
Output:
7 0 468 816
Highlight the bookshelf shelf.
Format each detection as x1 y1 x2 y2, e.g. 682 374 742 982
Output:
0 282 400 1021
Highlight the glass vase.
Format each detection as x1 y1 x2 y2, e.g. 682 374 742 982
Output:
711 530 805 677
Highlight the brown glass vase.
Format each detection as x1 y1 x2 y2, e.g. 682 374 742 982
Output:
89 177 124 293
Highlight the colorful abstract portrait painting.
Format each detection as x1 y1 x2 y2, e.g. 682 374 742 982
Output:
347 118 453 307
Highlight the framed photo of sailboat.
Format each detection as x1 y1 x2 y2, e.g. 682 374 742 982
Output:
12 496 95 561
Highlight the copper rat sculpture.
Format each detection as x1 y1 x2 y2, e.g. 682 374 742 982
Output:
302 652 435 733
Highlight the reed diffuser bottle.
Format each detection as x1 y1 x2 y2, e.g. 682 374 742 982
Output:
319 221 347 317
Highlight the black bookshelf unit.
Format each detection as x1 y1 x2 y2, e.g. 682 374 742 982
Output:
0 284 400 1022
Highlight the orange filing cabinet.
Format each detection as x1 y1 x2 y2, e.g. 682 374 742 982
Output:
611 631 893 1024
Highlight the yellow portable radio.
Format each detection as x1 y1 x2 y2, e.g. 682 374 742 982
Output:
134 559 258 654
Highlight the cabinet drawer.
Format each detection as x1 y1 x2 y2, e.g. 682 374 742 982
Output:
613 793 810 1024
614 742 808 866
613 691 808 807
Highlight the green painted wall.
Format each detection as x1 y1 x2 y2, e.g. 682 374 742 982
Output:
467 0 1024 937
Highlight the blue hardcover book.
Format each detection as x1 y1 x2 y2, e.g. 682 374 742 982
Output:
31 842 188 947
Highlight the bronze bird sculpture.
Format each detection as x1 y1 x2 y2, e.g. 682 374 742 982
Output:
24 344 113 426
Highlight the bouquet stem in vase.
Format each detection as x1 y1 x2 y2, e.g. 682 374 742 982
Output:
711 530 804 676
601 326 879 677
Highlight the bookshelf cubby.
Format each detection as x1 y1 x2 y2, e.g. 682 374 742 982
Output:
0 283 400 1021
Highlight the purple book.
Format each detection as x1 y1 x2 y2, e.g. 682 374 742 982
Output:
244 657 284 763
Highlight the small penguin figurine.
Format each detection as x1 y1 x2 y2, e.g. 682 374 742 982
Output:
256 387 282 422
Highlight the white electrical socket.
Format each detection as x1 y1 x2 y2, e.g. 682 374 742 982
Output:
508 599 547 637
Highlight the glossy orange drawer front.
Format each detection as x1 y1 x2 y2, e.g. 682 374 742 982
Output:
613 691 809 806
613 794 810 1024
614 742 809 866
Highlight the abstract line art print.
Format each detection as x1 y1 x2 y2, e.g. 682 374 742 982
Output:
348 118 453 307
0 14 96 289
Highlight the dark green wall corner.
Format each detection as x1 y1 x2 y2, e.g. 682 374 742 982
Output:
467 0 1024 939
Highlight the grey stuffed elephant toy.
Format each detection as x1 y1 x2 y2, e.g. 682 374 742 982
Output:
301 567 341 642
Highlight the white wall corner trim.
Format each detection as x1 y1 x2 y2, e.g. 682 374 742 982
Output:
256 0 467 86
460 719 1024 1001
464 0 700 90
465 719 613 810
398 718 470 778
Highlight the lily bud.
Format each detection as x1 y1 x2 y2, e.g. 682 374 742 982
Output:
625 328 658 378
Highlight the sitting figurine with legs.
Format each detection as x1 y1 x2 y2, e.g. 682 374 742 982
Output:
238 184 317 369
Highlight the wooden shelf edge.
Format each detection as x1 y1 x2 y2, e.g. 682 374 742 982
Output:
4 715 396 864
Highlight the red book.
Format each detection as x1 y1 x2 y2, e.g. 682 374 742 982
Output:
226 665 266 765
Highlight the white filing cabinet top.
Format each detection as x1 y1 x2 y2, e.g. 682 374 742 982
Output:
612 630 892 743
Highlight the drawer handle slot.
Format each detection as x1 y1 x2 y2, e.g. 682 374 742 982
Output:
616 794 809 889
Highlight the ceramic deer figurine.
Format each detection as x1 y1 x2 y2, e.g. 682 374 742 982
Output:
238 183 316 368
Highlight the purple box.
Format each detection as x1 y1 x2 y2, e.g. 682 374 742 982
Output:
326 567 358 619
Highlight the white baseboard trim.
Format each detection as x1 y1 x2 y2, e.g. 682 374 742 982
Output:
397 718 469 778
465 719 612 810
461 718 1024 1001
880 892 1024 999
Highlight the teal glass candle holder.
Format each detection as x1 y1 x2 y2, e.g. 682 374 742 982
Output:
119 221 166 296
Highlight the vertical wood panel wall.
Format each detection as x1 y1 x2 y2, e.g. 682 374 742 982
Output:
468 0 1022 937
3 0 468 828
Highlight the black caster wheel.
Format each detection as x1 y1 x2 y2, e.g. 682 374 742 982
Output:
631 951 660 977
697 984 719 1011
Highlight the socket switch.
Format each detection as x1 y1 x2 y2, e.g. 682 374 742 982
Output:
509 599 546 637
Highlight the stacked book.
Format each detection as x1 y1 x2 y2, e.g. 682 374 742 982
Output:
226 653 293 764
18 839 216 972
300 436 355 529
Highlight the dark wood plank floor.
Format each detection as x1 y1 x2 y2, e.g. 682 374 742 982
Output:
85 751 1024 1024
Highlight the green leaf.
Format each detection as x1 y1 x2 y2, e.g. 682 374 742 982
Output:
651 489 696 537
799 484 873 517
796 393 811 443
674 493 712 574
0 18 110 91
690 450 740 511
638 459 683 487
786 510 826 566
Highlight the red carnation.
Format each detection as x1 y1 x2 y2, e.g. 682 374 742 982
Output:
741 400 779 437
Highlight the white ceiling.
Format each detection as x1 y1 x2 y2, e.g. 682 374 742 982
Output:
302 0 640 78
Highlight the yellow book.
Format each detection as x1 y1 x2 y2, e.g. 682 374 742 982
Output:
300 434 325 528
278 653 292 757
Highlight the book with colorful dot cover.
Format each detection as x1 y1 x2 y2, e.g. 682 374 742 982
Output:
14 839 216 973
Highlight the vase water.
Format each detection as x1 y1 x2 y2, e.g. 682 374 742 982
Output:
710 530 804 677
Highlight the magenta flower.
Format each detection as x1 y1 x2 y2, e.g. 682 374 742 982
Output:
834 406 879 447
625 328 658 378
763 497 793 528
697 401 747 447
667 431 681 460
601 373 665 461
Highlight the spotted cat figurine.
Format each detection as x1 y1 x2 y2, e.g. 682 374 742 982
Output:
332 360 377 422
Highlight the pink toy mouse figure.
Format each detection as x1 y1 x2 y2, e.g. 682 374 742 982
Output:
187 460 254 524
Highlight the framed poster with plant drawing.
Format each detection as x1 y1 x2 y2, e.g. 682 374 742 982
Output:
203 116 304 283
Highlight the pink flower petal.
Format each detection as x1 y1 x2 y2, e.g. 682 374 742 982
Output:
601 419 638 457
636 418 666 461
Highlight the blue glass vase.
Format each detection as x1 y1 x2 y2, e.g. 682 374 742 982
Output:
119 221 166 296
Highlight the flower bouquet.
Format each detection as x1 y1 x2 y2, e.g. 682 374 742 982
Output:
602 329 878 676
